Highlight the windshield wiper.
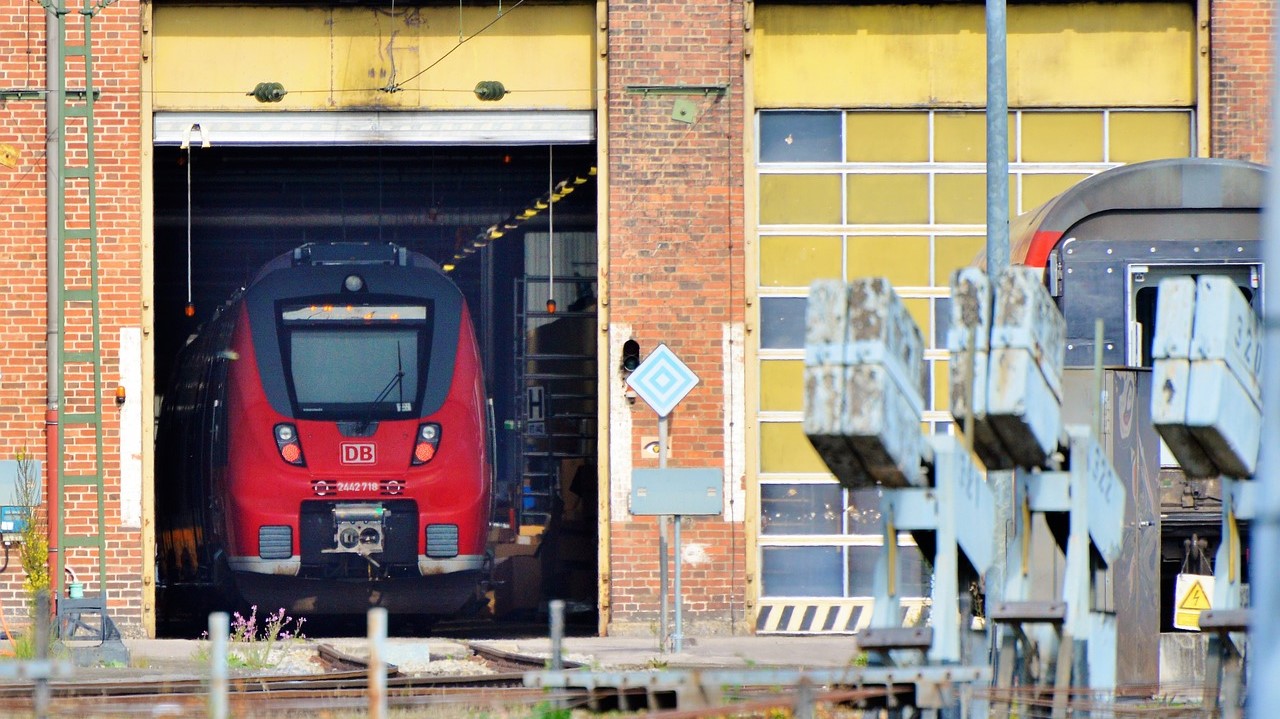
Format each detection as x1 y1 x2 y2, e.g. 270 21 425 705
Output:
357 342 404 432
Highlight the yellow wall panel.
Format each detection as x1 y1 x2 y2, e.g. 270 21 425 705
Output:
761 175 843 225
847 174 928 224
934 174 986 225
847 113 929 162
761 236 843 286
761 361 805 412
1022 112 1105 162
761 422 830 474
935 113 983 162
903 298 931 348
1109 112 1192 162
755 4 1193 108
1022 174 1091 212
152 6 595 111
847 236 929 286
934 359 950 410
934 236 986 284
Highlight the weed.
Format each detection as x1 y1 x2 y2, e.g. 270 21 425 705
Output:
530 700 572 719
14 449 48 602
644 656 669 670
196 605 307 670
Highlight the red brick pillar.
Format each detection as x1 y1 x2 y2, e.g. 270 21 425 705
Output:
1212 0 1275 161
603 1 749 635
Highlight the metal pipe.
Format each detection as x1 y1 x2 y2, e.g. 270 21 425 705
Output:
658 414 670 653
985 0 1010 276
44 3 62 605
368 607 388 719
1247 44 1280 714
35 591 50 719
674 515 683 653
549 599 565 671
208 612 228 719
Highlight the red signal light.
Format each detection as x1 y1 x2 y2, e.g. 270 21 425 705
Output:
411 423 441 466
274 423 305 466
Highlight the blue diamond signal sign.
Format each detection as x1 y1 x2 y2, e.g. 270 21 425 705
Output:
626 344 699 418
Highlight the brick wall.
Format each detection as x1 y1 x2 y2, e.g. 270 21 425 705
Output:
0 0 143 634
604 1 749 635
1212 0 1275 161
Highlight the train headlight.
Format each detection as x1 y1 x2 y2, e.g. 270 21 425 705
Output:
411 423 441 465
343 274 365 293
274 423 306 466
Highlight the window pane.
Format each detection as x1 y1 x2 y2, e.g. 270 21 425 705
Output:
846 236 929 286
846 112 928 162
760 360 804 412
934 236 985 286
762 483 842 535
760 111 842 163
760 421 830 474
1021 112 1104 163
847 174 929 224
934 296 952 349
934 174 986 225
761 175 843 224
762 546 843 596
761 235 842 287
760 296 809 349
1109 112 1191 162
847 545 880 597
898 544 932 598
846 488 882 535
1022 173 1090 212
845 543 932 597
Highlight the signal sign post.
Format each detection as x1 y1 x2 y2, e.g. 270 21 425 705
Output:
626 344 702 653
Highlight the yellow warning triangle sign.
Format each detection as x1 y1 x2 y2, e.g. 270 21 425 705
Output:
1179 580 1211 611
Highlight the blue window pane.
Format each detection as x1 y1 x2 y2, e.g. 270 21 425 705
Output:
762 546 843 597
846 544 933 597
760 111 842 163
935 297 952 349
847 546 879 597
760 297 808 349
762 484 842 535
898 544 932 597
846 488 882 534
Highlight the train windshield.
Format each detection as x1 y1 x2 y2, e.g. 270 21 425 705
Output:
279 302 431 419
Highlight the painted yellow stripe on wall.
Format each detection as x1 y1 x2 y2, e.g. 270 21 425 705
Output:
151 6 596 111
755 4 1193 108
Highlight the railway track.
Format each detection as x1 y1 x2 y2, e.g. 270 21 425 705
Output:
0 642 573 716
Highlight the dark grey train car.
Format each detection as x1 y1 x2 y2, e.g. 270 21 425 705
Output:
1008 157 1265 638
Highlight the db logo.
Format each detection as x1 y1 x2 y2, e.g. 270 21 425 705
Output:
340 443 376 465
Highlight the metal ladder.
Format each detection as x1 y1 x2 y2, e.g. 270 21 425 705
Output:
513 275 597 528
43 0 124 657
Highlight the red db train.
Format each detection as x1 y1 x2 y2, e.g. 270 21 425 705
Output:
157 242 493 620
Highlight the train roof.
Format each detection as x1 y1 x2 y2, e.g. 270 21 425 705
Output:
1009 157 1268 267
248 242 444 286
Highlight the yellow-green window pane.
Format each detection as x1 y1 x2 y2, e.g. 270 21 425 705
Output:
1109 112 1191 163
903 298 931 347
934 236 985 285
847 174 928 224
1021 112 1104 163
847 112 928 162
1022 174 1091 212
761 235 842 287
761 174 842 225
935 112 1016 162
847 236 929 286
935 174 986 225
761 422 829 474
761 360 804 412
933 358 950 411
